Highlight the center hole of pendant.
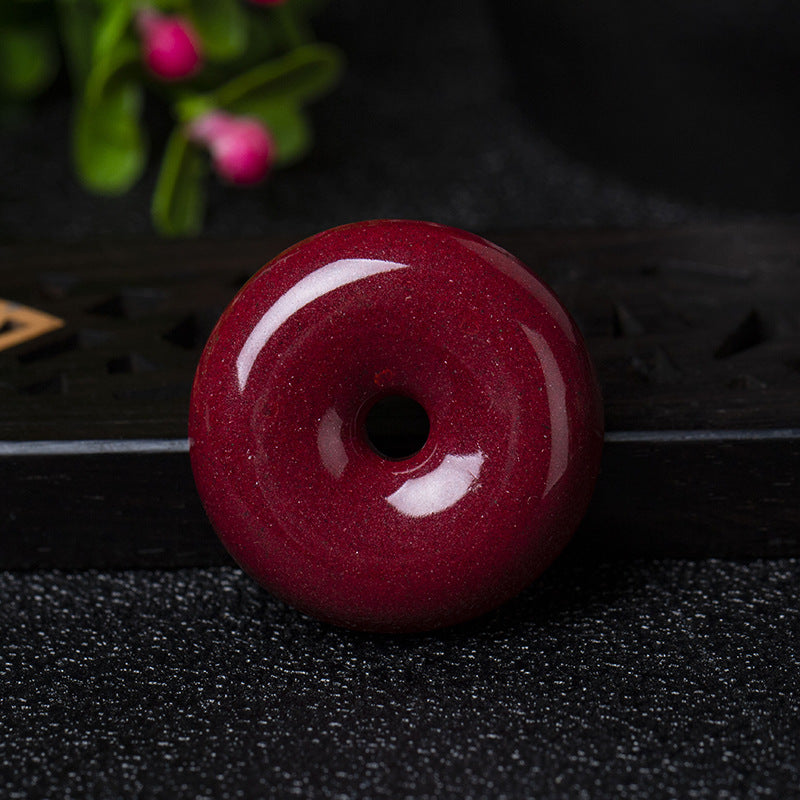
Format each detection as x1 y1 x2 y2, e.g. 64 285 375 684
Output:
364 395 430 460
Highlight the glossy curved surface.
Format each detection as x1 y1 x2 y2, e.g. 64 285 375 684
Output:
189 220 603 632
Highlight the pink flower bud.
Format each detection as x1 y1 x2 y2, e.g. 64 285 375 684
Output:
188 111 274 185
136 9 202 81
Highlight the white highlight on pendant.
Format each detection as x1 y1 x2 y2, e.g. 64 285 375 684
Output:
317 407 348 479
386 451 485 518
236 258 408 391
521 324 569 495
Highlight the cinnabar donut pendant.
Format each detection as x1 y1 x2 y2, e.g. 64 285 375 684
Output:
189 220 603 632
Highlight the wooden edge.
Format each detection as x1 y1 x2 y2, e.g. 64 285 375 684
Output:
1 435 797 569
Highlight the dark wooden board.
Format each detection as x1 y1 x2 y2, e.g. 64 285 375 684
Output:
1 225 798 566
1 435 798 569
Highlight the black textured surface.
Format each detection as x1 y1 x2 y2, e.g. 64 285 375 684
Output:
2 559 799 798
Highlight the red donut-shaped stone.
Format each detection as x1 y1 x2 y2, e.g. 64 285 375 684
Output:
189 220 603 632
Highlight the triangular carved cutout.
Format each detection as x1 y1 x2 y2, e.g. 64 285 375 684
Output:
0 299 65 353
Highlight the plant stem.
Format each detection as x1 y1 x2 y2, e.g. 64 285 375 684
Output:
55 0 98 91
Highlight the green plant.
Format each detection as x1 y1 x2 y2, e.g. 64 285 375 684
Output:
0 0 343 235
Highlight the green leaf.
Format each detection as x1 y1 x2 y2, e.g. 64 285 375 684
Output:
56 0 99 91
188 0 247 61
152 128 207 236
214 43 343 110
73 43 146 194
84 39 139 105
74 85 146 194
0 24 58 98
174 93 217 125
267 105 312 167
237 102 312 168
93 1 133 63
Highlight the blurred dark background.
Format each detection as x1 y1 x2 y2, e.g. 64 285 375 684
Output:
2 0 798 240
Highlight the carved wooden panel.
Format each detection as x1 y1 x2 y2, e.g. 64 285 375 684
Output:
1 226 797 566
